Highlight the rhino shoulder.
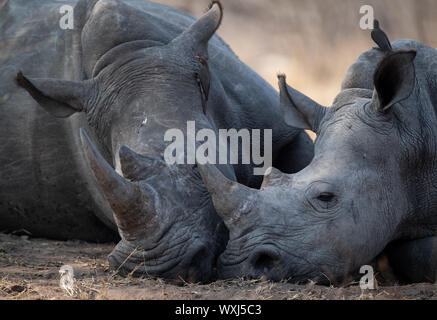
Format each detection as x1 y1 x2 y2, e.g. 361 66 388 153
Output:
342 39 434 91
391 39 430 51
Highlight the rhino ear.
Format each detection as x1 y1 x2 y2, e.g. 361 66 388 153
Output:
278 74 327 133
16 71 96 118
171 1 223 57
373 50 417 112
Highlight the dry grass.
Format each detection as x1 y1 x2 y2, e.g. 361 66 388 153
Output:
1 233 436 300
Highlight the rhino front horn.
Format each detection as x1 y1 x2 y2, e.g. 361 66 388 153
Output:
197 163 258 225
79 128 151 240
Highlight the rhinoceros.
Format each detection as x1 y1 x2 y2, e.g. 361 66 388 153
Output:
199 36 437 283
0 0 314 282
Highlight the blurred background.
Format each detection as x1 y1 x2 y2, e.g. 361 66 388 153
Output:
156 0 437 106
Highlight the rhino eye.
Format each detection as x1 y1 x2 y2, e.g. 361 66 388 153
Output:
317 192 335 202
306 182 339 212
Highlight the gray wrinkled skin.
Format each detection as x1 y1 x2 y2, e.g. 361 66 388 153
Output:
200 39 437 284
0 0 313 282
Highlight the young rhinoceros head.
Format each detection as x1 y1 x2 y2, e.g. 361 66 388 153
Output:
200 50 433 284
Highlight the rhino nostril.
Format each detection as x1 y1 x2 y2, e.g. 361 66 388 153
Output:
251 250 280 273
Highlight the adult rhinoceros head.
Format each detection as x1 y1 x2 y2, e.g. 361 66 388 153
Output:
199 50 430 284
16 2 228 283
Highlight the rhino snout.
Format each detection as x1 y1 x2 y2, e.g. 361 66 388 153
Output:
247 247 284 280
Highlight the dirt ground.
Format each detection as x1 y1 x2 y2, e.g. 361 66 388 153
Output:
1 233 436 300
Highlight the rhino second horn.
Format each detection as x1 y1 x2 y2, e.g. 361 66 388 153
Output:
261 167 288 189
197 164 257 224
79 128 151 240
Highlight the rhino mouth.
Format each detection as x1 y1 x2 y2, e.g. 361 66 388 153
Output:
108 238 215 283
217 239 342 284
218 252 331 284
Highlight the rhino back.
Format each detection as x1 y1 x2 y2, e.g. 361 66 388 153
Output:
0 0 118 241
